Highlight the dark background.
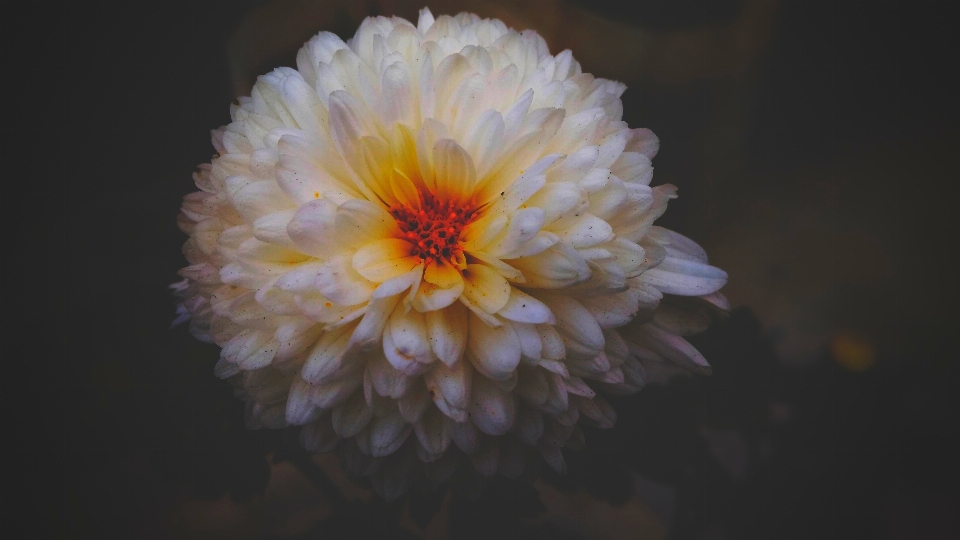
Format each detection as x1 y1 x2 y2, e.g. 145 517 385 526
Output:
1 1 958 538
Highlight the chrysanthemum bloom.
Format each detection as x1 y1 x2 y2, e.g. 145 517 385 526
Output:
174 9 727 499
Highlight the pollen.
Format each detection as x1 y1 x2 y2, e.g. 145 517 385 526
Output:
389 191 478 263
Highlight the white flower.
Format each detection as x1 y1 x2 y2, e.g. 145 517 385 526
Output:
174 9 727 499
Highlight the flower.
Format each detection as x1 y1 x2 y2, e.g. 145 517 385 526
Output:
174 8 727 499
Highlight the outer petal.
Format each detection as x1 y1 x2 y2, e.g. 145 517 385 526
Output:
470 374 516 435
467 314 521 381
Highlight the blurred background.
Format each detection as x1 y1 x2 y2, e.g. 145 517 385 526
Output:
2 0 958 538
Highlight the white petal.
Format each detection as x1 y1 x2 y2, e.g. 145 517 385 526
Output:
398 380 431 423
513 322 543 361
349 294 402 351
315 255 376 306
553 213 613 248
515 366 549 407
647 226 708 263
540 294 605 357
578 288 642 328
286 377 323 425
274 320 323 360
370 412 413 457
331 391 373 437
309 368 363 409
253 209 297 247
227 177 292 223
368 350 412 398
509 242 590 289
425 358 472 416
450 420 480 454
485 208 546 257
625 127 659 159
275 262 324 293
336 199 402 247
287 199 338 258
414 406 452 457
470 437 499 476
642 256 727 296
301 325 355 384
386 305 434 365
470 374 516 435
379 61 414 127
426 303 468 366
301 415 340 453
496 287 555 324
640 324 712 373
516 406 544 445
467 314 521 380
417 7 436 33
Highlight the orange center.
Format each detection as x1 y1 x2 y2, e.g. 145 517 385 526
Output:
389 192 478 263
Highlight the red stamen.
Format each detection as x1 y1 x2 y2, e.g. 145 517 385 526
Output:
389 192 478 263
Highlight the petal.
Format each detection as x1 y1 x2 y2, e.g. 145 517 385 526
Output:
275 262 325 293
425 358 472 414
513 322 543 361
541 294 605 359
646 226 709 263
352 239 420 282
411 280 464 312
485 208 546 257
331 390 373 437
350 296 400 351
433 138 476 202
284 377 323 426
414 406 452 457
301 414 341 453
426 303 468 366
275 320 323 360
301 325 355 384
386 305 434 365
467 314 521 381
639 324 711 373
510 242 590 288
370 412 413 457
470 437 500 476
398 379 431 423
450 420 480 454
253 209 298 248
553 213 614 248
336 198 402 245
461 264 511 314
515 366 549 407
578 288 643 328
496 288 555 324
642 256 727 296
315 255 376 305
470 374 516 435
515 406 544 445
287 199 338 258
368 350 412 398
423 258 463 288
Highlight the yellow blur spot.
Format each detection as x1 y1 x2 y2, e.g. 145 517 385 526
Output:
829 331 876 372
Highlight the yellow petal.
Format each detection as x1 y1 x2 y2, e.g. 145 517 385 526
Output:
352 239 419 282
461 263 510 314
423 258 463 289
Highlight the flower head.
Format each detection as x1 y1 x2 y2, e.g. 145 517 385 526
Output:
174 8 727 499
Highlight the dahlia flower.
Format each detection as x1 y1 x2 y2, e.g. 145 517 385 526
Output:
174 9 727 498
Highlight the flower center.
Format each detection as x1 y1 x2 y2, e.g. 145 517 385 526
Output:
389 191 478 264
